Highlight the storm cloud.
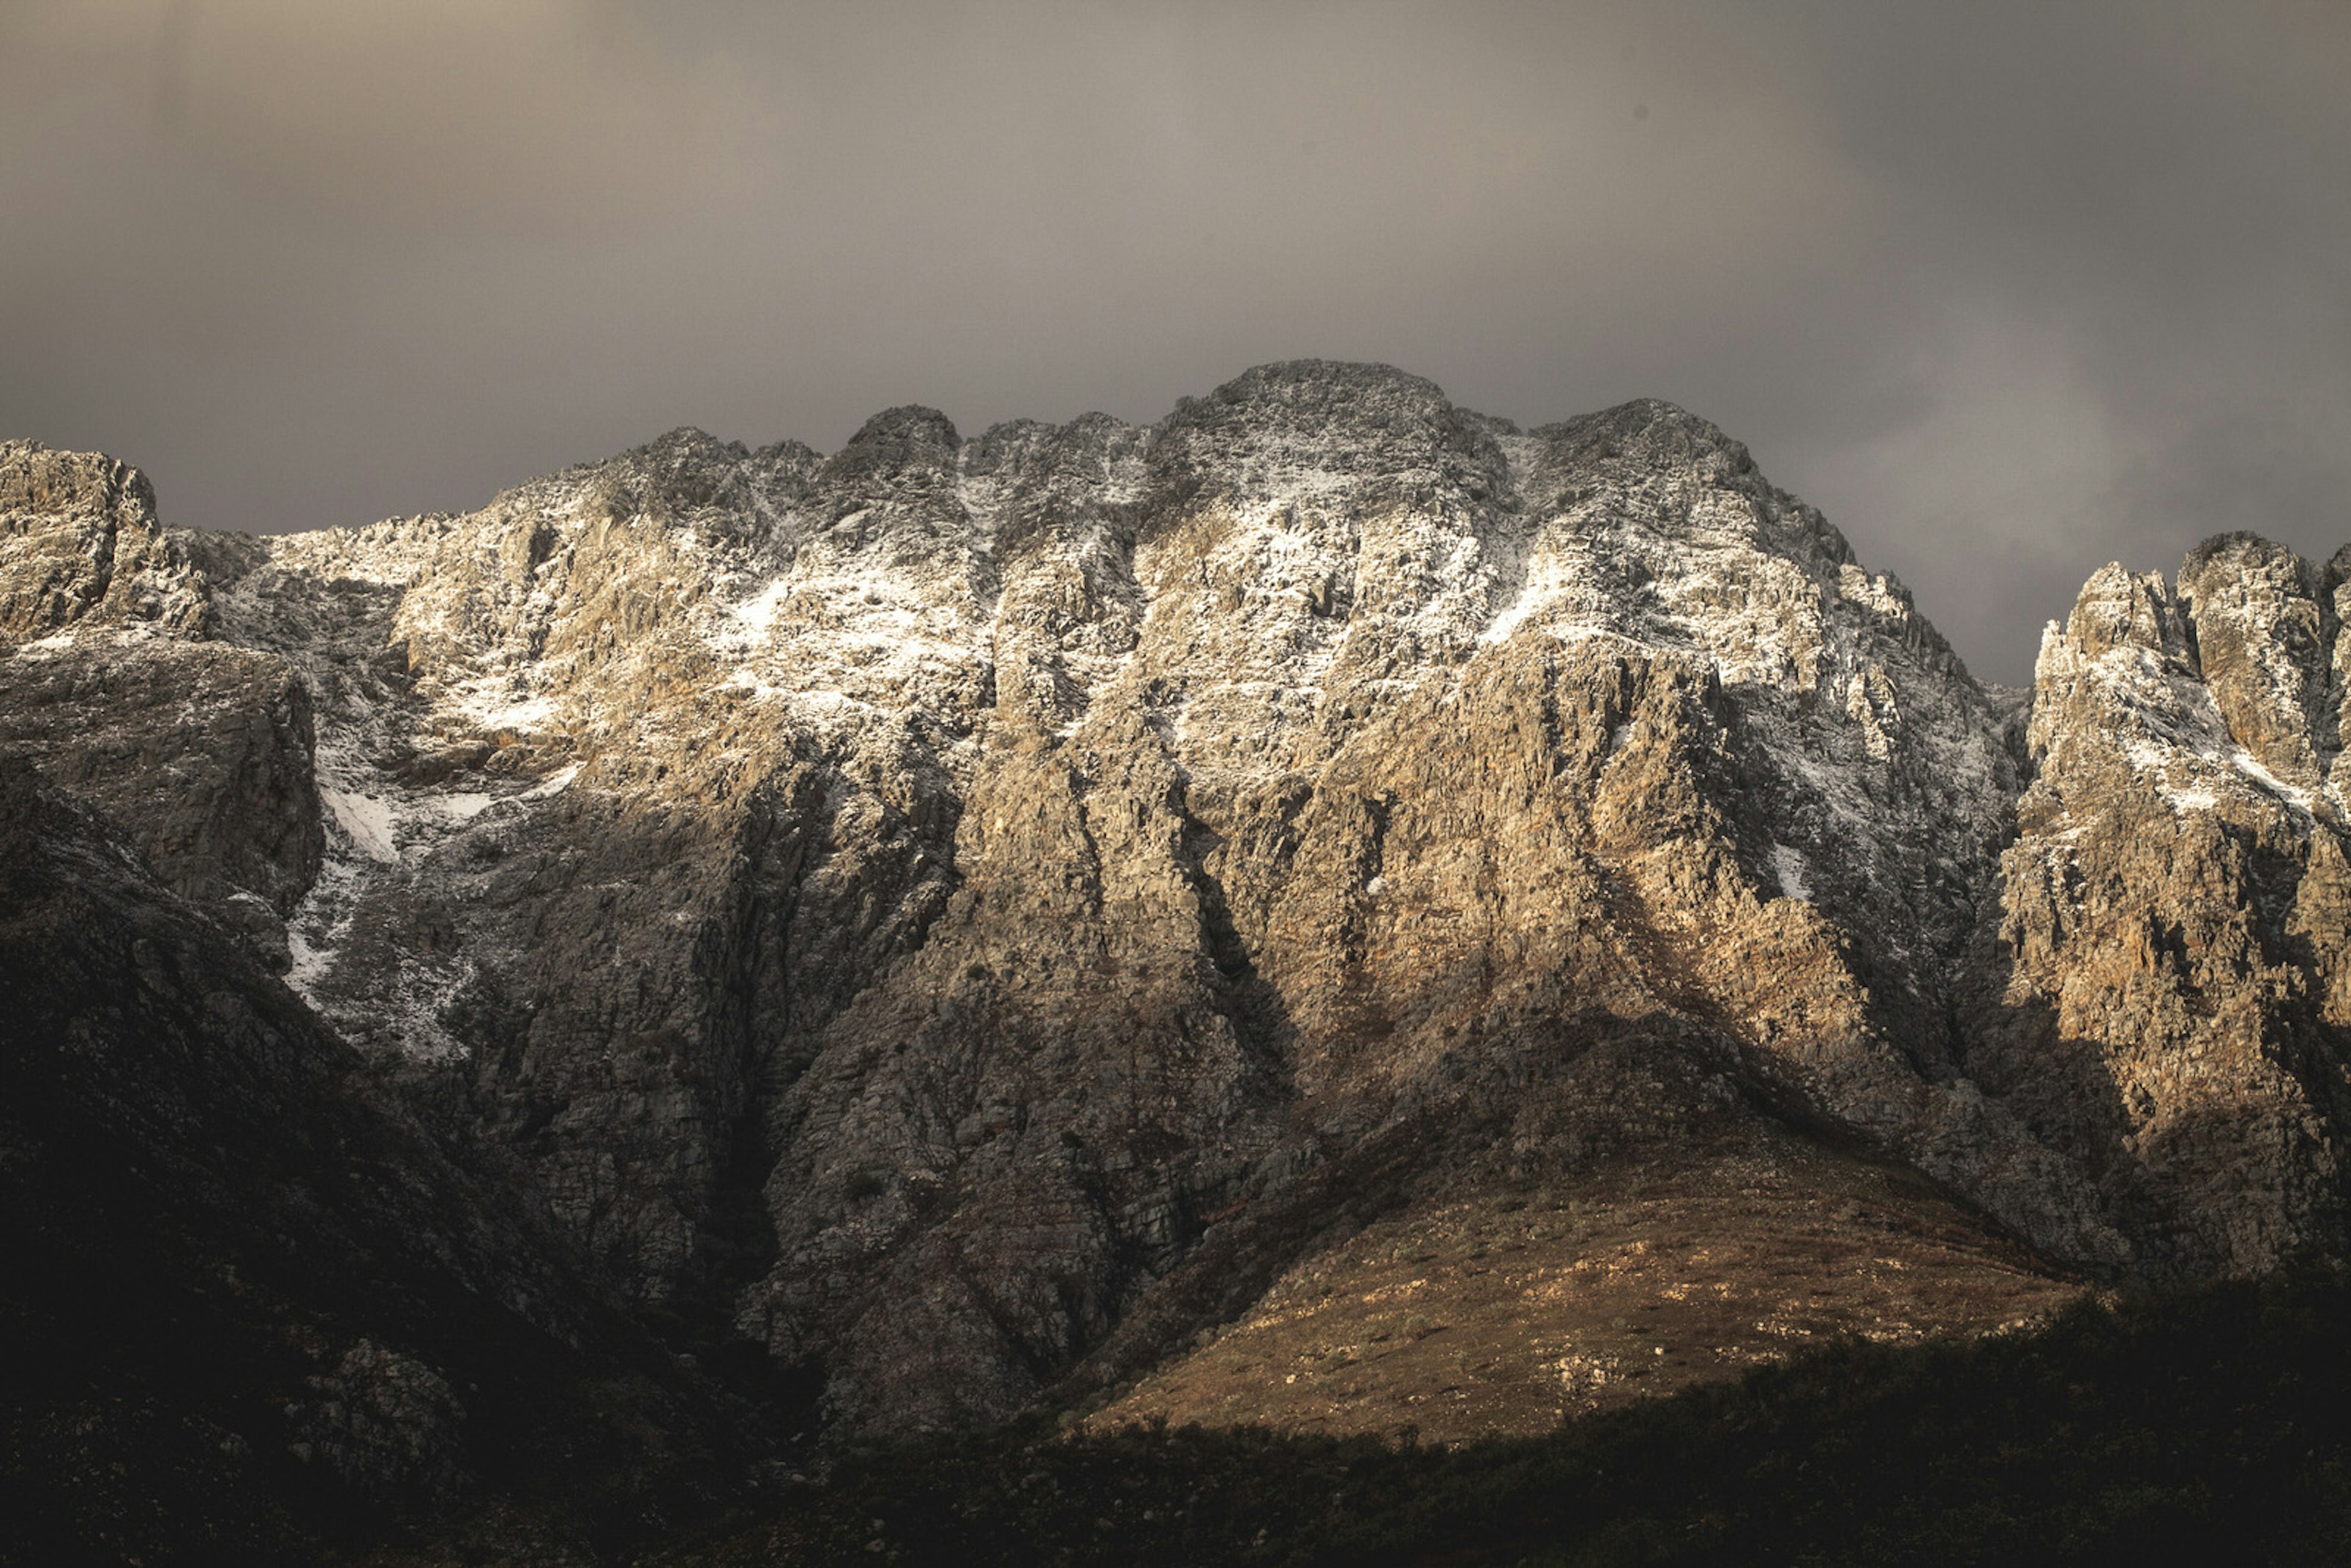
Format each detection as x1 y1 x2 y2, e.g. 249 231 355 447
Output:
3 1 2344 679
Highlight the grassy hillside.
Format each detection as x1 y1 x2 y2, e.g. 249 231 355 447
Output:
662 1269 2351 1567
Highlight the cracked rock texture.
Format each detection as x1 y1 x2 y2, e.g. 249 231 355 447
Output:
3 364 2347 1442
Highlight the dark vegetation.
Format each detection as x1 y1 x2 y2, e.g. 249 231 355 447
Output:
664 1269 2351 1567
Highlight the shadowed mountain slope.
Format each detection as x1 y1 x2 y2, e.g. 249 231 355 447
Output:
0 759 762 1564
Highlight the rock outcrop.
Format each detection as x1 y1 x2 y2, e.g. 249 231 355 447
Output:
3 363 2346 1450
1 440 209 639
1965 538 2351 1278
0 639 320 956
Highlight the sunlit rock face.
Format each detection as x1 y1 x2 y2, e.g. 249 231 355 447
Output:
1967 537 2351 1278
0 441 210 640
3 363 2345 1436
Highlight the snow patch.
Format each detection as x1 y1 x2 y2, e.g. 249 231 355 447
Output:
726 579 793 642
2229 748 2314 814
462 690 555 732
2120 721 2315 817
1479 563 1553 645
517 762 582 801
321 786 399 863
1771 842 1813 902
439 792 495 822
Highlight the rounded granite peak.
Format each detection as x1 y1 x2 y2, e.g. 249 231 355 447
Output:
1541 397 1753 476
822 405 964 491
1196 358 1456 414
963 410 1146 494
844 404 961 454
1148 359 1505 503
630 425 746 463
596 426 754 493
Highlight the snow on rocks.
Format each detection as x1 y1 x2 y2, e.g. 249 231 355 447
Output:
1771 843 1813 901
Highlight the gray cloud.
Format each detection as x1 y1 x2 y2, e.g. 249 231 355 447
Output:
2 0 2344 679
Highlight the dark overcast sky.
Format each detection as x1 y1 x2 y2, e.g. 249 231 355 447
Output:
4 2 2345 681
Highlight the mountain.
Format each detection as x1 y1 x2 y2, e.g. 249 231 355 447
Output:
3 363 2347 1549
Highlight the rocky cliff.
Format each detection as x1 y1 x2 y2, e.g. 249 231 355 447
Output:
1965 536 2351 1278
4 363 2346 1458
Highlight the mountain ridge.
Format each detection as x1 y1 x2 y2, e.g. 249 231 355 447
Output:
4 362 2346 1487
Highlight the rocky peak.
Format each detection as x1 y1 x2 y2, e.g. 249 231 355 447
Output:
1536 396 1759 490
1981 534 2351 1277
0 440 207 639
0 444 315 944
2058 561 2191 661
827 404 964 487
1151 360 1507 514
2177 531 2338 791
